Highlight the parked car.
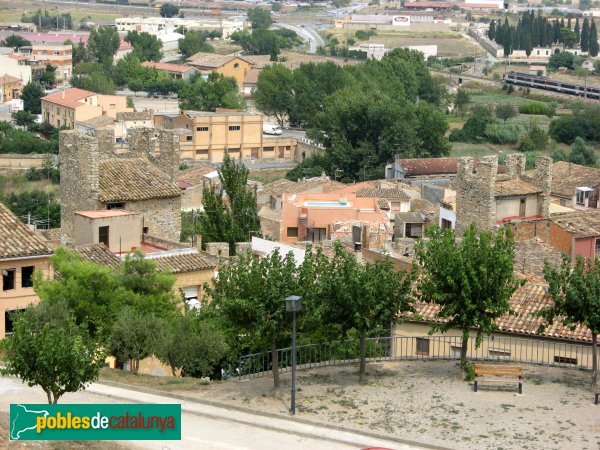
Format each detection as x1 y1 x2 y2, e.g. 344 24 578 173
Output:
263 124 283 135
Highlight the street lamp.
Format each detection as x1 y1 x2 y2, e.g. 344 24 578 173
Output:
285 295 302 415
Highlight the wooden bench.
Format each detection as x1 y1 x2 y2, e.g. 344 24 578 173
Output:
474 364 524 394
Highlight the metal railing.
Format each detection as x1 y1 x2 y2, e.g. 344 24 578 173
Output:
238 335 598 380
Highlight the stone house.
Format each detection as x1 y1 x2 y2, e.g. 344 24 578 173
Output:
455 154 552 235
0 201 53 338
60 128 182 245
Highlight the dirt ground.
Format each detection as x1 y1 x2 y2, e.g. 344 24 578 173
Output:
162 360 600 450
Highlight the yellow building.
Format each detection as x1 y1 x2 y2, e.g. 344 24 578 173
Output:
154 110 296 163
0 201 53 339
185 52 253 92
0 75 22 103
41 88 131 129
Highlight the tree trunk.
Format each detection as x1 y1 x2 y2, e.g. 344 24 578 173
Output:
359 331 366 384
45 389 52 404
461 329 469 364
271 338 280 391
593 332 598 392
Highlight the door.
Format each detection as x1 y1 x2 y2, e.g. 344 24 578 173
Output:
519 198 526 217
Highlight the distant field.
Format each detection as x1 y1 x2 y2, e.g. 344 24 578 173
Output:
328 29 485 58
450 142 506 158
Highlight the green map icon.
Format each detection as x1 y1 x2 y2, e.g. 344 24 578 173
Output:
10 404 49 440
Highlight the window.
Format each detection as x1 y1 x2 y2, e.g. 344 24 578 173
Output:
596 239 600 255
228 125 241 131
98 226 109 247
441 218 453 230
143 226 149 234
106 202 124 210
233 62 240 69
195 149 208 155
576 188 591 206
196 126 208 132
21 266 34 288
554 355 577 365
307 228 326 242
2 269 16 291
416 337 429 355
489 347 511 358
186 135 193 141
4 309 23 336
287 227 299 238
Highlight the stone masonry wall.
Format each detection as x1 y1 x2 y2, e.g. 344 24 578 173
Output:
520 156 552 219
455 156 498 235
60 131 100 245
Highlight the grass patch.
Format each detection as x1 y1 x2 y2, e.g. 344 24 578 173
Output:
99 367 214 392
450 142 505 158
248 168 290 184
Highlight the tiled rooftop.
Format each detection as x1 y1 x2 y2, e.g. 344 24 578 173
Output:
186 52 248 68
258 206 282 222
178 165 217 186
42 87 96 109
72 243 122 268
495 178 541 198
99 158 181 202
150 251 218 273
513 239 563 278
356 188 411 201
550 210 600 238
551 161 600 198
0 201 52 259
141 61 196 73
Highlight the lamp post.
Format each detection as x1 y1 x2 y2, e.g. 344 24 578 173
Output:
285 295 302 415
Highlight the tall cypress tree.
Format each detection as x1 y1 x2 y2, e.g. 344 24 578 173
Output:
590 20 599 56
553 19 561 44
489 19 496 41
582 18 590 51
575 17 581 44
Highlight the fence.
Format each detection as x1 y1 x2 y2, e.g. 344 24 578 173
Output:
238 335 598 380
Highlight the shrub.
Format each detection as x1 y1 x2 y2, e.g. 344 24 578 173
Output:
449 115 495 143
519 123 549 152
519 102 552 116
484 122 521 144
549 114 588 144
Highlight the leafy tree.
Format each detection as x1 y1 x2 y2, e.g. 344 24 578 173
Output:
199 153 261 255
549 51 575 70
125 31 163 62
582 18 590 52
40 64 57 87
549 114 588 144
1 34 31 48
569 136 596 165
414 225 523 364
247 7 272 30
87 26 120 68
495 103 517 122
254 64 294 127
204 248 300 389
108 308 162 374
590 20 599 57
519 123 549 152
21 82 44 114
272 1 283 12
178 31 215 58
541 256 600 389
160 3 180 18
0 300 105 404
0 190 60 226
178 72 244 111
318 242 414 383
455 89 471 114
11 110 35 127
560 27 577 48
71 62 116 94
156 312 229 377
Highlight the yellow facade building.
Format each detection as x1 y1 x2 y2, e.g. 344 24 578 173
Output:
0 75 22 103
154 110 296 163
185 52 253 92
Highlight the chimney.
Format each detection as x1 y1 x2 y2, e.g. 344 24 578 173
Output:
354 242 363 264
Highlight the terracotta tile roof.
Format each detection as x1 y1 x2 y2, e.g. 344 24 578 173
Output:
178 164 217 186
513 239 563 278
243 68 261 85
398 158 507 177
150 251 218 273
411 281 594 343
41 227 61 241
495 178 541 197
72 243 122 268
0 201 52 259
258 206 282 222
259 179 298 196
550 210 600 238
141 61 197 73
77 114 115 128
356 188 411 201
42 87 96 109
378 198 390 210
410 198 438 218
117 111 152 121
186 52 250 68
0 74 21 84
551 161 600 198
395 211 426 224
99 158 181 202
259 177 343 196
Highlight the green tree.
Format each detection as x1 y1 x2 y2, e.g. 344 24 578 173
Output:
160 3 180 18
21 82 44 114
569 136 596 165
87 26 120 68
108 308 162 374
178 31 215 58
0 190 60 226
541 256 600 389
414 225 523 364
590 20 599 57
519 123 549 152
156 312 229 378
495 103 517 122
11 110 35 127
272 1 283 12
247 7 272 30
71 62 116 94
582 18 590 52
318 242 414 383
1 34 31 47
125 31 163 62
40 64 57 87
178 72 244 111
0 300 105 404
560 27 577 48
204 248 300 389
199 153 261 255
455 89 471 114
254 64 294 127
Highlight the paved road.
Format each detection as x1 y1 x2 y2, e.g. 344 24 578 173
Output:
0 376 428 450
276 22 324 54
